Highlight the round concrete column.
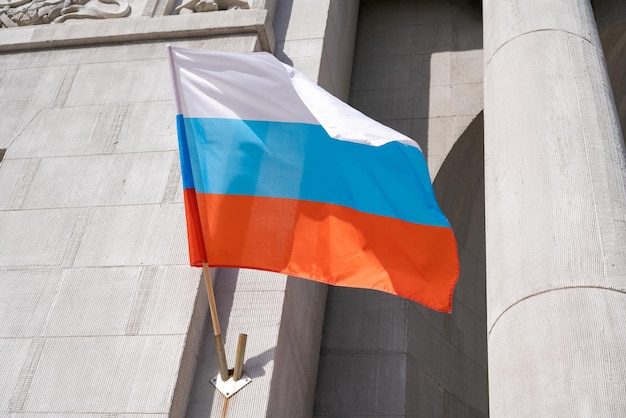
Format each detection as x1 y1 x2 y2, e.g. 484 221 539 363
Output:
483 0 626 415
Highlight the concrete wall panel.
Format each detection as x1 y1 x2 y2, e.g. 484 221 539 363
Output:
72 204 188 267
6 102 177 159
22 335 185 413
315 353 408 416
20 153 175 209
137 266 204 335
0 34 254 415
0 270 61 338
405 360 445 418
0 208 79 267
41 267 143 337
64 60 171 106
319 291 408 354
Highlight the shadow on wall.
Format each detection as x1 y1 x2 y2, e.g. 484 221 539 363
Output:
431 111 486 415
598 21 626 140
272 0 294 66
594 0 626 139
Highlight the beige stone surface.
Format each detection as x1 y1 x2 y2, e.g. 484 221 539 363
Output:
0 30 262 416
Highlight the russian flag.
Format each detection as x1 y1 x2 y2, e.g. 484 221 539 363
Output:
168 46 459 312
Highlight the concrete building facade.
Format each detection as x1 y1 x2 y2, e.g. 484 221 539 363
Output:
0 0 624 416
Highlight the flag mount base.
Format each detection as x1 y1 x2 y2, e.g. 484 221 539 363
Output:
211 372 252 398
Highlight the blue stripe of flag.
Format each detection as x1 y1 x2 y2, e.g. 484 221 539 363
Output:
176 114 195 190
182 117 449 228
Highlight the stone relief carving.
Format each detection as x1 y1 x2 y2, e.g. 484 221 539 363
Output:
0 0 130 27
175 0 248 15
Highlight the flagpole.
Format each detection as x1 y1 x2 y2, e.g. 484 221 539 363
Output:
202 262 229 382
168 46 229 383
169 45 251 396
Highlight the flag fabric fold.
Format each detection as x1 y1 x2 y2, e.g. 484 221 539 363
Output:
168 45 459 312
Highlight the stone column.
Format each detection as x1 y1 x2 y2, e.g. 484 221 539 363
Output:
483 0 626 415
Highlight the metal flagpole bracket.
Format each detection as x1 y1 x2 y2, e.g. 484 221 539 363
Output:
211 333 250 398
211 371 252 398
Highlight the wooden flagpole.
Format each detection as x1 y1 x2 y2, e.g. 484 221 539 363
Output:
202 262 229 382
168 45 248 391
